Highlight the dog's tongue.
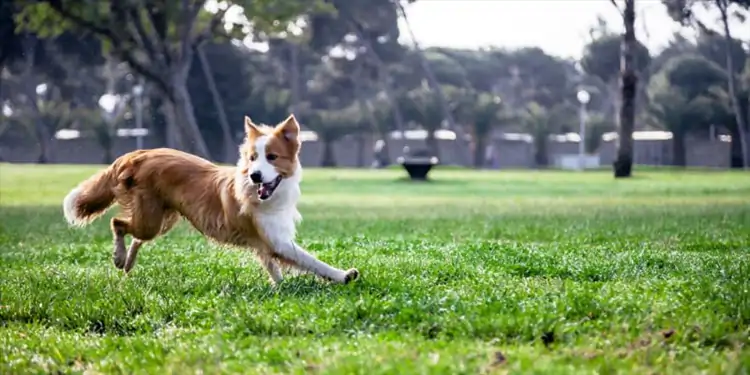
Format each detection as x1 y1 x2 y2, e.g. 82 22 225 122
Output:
258 184 270 199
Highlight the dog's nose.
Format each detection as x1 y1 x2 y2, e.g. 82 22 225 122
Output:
250 171 263 184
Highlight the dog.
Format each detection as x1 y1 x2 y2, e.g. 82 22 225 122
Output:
61 114 359 285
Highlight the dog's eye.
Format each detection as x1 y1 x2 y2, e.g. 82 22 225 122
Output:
266 153 278 161
250 153 257 161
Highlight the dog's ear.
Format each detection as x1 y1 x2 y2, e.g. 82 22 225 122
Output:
275 114 300 142
244 116 263 139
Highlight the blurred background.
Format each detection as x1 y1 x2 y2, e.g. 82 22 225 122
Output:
0 0 748 171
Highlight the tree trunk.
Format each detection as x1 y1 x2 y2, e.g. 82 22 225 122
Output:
534 136 549 168
347 25 399 165
148 96 167 147
717 0 749 169
613 0 638 178
348 20 406 136
103 145 113 164
730 123 743 168
21 35 52 164
672 133 686 167
35 130 49 164
289 42 302 115
170 72 211 159
196 44 235 163
160 99 184 149
356 133 366 167
321 137 336 167
473 131 487 169
353 60 391 166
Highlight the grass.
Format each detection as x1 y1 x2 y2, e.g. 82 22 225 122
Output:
1 163 749 374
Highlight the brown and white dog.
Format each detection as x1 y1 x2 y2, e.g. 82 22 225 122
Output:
62 114 359 285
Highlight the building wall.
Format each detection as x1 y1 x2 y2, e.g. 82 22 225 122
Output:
0 134 734 169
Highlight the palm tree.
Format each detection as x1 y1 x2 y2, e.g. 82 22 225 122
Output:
402 84 447 158
451 89 509 168
302 104 366 167
520 102 576 168
648 88 714 166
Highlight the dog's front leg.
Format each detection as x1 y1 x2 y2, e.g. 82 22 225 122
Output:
260 256 284 285
274 240 359 284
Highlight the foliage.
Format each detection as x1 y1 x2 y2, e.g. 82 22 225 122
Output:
647 54 727 166
662 0 750 26
660 54 727 99
647 85 716 135
520 101 577 167
520 101 577 137
301 102 365 141
581 34 652 83
448 88 511 167
402 83 449 131
647 54 727 131
4 0 747 167
695 29 747 76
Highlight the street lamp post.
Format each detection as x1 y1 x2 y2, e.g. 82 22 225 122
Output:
576 89 590 171
132 79 144 149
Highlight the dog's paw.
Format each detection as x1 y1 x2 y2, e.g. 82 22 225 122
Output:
343 268 360 284
113 255 126 269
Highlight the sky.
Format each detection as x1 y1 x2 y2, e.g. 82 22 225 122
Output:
398 0 750 60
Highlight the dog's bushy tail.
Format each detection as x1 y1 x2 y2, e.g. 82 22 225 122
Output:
63 166 117 226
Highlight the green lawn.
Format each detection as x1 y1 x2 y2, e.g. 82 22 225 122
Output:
1 163 749 374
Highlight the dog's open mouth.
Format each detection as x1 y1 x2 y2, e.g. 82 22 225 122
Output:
257 175 282 200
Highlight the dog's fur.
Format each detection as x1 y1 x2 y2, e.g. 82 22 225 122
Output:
62 114 359 285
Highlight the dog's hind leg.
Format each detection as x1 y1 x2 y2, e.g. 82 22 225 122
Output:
273 241 359 284
110 191 172 273
123 210 179 274
111 217 130 269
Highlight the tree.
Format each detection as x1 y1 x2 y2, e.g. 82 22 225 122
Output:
662 0 750 167
704 72 749 168
610 0 641 178
451 89 510 168
195 44 234 163
396 0 470 163
301 104 365 167
306 0 408 165
188 42 256 160
520 102 577 168
694 29 749 168
16 0 327 160
500 47 574 110
648 33 697 75
648 54 726 166
402 83 454 158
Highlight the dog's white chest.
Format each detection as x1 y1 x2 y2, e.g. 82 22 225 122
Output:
256 210 299 248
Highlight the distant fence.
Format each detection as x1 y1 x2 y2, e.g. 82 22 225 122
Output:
0 130 733 169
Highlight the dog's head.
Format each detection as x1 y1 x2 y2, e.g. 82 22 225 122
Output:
238 114 301 201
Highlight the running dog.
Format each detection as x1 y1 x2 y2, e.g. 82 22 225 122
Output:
62 114 359 285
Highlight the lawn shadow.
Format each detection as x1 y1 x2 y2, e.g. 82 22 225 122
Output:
241 272 370 301
391 176 470 186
